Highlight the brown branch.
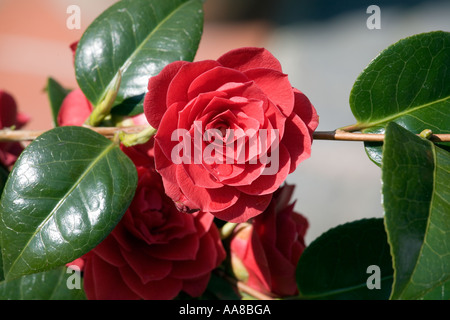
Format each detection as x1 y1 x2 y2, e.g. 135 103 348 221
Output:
0 127 449 143
0 126 149 142
312 130 450 142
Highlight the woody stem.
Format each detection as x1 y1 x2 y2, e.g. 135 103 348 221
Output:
0 127 449 142
312 130 450 142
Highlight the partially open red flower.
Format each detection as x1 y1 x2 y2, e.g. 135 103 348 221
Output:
82 142 226 300
144 47 318 223
57 42 93 126
229 184 308 297
57 88 93 126
57 87 148 127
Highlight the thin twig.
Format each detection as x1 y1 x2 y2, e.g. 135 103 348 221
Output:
312 130 450 142
0 126 148 142
0 127 449 142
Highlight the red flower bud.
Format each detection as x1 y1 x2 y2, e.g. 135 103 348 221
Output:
229 184 308 297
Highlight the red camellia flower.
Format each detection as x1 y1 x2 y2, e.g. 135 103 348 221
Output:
82 142 226 300
229 184 308 297
144 47 318 223
0 90 29 168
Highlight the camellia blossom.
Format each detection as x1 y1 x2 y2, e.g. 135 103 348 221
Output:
144 47 318 223
82 141 226 300
229 184 308 297
0 90 29 168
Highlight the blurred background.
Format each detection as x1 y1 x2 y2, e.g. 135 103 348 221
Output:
0 0 449 243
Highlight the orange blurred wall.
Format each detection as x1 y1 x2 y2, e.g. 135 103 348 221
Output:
0 0 270 130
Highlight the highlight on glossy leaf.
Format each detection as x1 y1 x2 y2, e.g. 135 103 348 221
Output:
0 126 137 281
75 0 204 116
348 31 450 166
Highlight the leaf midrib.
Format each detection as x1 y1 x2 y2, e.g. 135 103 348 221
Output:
356 94 450 131
48 268 66 300
93 0 195 106
5 141 115 280
299 275 394 300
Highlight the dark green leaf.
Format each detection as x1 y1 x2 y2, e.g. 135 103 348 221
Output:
296 218 393 300
349 31 450 166
200 272 241 300
382 122 450 300
0 266 86 300
45 77 71 127
0 126 137 281
75 0 204 116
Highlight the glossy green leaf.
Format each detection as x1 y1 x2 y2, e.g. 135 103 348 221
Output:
0 126 137 281
296 218 393 300
349 31 450 166
45 77 70 127
200 272 241 300
75 0 204 116
0 266 86 300
382 122 450 300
